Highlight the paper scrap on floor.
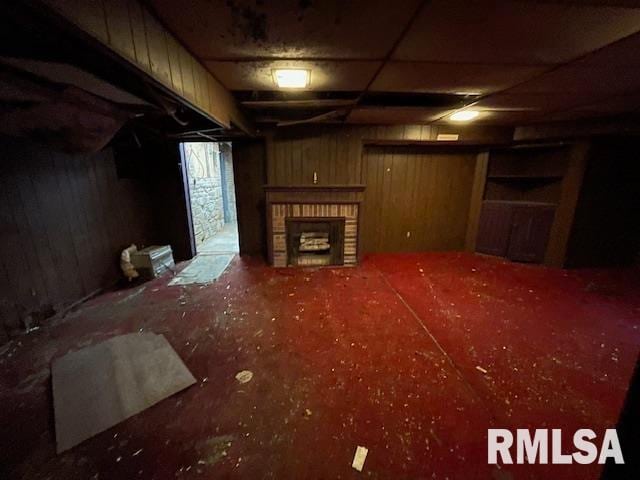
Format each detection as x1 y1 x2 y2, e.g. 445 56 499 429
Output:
52 333 196 453
352 445 368 472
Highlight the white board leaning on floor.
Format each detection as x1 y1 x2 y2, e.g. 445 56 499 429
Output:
52 332 196 453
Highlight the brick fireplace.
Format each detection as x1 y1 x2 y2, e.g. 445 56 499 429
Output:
265 185 365 267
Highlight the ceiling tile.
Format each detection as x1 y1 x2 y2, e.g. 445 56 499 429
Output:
149 0 420 59
347 107 452 124
473 92 597 112
371 62 545 94
395 0 640 64
570 93 640 113
573 31 640 68
543 110 610 122
507 65 640 95
206 60 380 91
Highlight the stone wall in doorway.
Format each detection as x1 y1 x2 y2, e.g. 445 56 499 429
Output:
220 143 237 223
185 143 224 247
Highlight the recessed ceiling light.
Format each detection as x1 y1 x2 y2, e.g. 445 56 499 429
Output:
273 69 310 89
450 110 480 122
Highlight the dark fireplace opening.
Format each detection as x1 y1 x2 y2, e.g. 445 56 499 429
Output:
286 218 345 266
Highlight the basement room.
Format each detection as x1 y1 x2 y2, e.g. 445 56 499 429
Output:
1 1 639 479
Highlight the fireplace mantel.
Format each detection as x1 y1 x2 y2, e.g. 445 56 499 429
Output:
264 184 365 192
264 185 365 205
264 185 365 267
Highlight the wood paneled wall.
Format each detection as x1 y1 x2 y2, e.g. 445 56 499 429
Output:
266 124 512 186
40 0 249 131
0 136 157 333
226 125 512 259
565 138 640 267
233 140 267 257
267 126 362 186
361 146 478 253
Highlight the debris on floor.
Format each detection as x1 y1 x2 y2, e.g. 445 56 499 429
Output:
235 370 253 384
131 245 175 280
51 332 196 452
120 244 139 281
169 254 234 286
475 366 488 374
351 445 368 472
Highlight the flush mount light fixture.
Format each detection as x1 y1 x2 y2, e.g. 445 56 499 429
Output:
450 110 480 122
436 133 460 141
273 69 310 89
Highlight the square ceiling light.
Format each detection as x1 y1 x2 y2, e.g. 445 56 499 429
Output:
450 110 480 121
273 69 310 89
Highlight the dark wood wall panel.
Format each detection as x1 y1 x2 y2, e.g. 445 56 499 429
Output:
361 146 477 253
0 136 156 331
233 140 267 257
267 126 362 186
266 125 511 186
565 138 640 267
227 125 512 263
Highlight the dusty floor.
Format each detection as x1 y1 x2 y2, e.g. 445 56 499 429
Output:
1 253 638 479
198 222 239 254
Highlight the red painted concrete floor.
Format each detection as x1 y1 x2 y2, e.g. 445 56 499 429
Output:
1 253 638 479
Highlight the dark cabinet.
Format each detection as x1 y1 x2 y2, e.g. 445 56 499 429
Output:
476 201 555 264
476 202 512 257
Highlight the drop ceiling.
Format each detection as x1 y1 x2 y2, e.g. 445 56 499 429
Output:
149 0 640 126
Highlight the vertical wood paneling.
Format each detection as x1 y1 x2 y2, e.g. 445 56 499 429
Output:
268 126 365 186
465 152 489 251
0 138 157 328
232 140 267 256
179 45 196 102
50 0 108 42
103 0 136 61
47 154 85 301
165 35 184 94
266 125 506 187
191 59 204 107
142 8 171 87
545 142 590 266
361 146 477 253
0 162 43 318
261 125 514 254
127 0 151 71
44 0 249 131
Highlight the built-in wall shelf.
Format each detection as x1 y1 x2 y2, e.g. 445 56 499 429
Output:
474 143 572 265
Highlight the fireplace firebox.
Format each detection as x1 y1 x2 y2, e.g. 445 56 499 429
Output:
286 218 345 266
264 185 365 267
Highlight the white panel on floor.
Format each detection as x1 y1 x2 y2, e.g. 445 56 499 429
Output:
52 333 196 453
169 254 234 286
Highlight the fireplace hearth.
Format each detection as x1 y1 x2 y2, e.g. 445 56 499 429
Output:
265 185 365 267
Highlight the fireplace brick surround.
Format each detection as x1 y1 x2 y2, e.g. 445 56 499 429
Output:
265 185 365 267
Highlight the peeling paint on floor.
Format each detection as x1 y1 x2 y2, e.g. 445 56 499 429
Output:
1 253 638 479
